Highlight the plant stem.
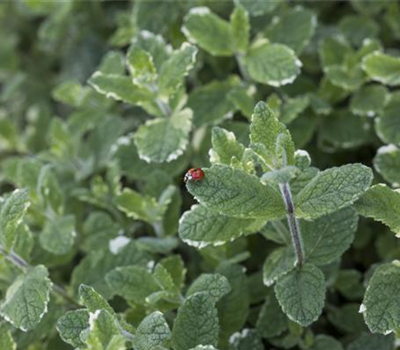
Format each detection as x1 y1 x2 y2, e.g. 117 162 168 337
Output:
279 182 304 267
0 245 81 308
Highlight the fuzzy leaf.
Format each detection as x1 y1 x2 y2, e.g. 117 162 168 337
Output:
187 274 231 302
374 145 400 186
56 309 90 348
172 292 219 350
295 164 373 220
134 108 192 163
363 51 400 86
274 263 325 327
230 5 249 54
0 324 16 350
210 127 245 165
355 184 400 236
263 247 296 287
350 84 388 117
79 284 115 315
234 0 281 16
244 42 301 87
347 332 394 350
375 92 400 145
186 164 285 219
0 265 52 331
39 215 75 255
134 311 171 350
126 45 157 86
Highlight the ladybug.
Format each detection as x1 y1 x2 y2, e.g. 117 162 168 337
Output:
184 168 205 183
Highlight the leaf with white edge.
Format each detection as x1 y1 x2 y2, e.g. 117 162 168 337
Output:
158 43 197 97
274 263 325 327
362 51 400 86
172 292 219 350
230 5 249 54
186 164 285 220
0 188 30 250
361 262 400 334
126 45 157 86
355 184 400 236
350 84 388 117
39 215 75 255
56 309 90 348
134 108 192 163
88 72 154 105
210 127 245 165
105 266 159 303
347 332 395 350
280 95 310 124
374 145 400 186
79 284 115 315
325 65 365 91
0 323 16 350
188 79 238 127
266 8 317 54
375 92 400 145
309 335 343 350
244 42 301 87
250 101 295 167
319 36 352 68
302 207 358 265
179 205 258 248
98 51 125 75
263 247 296 287
0 265 52 331
187 274 231 302
295 164 373 220
134 311 171 350
229 329 263 350
234 0 281 16
182 7 234 57
189 346 218 350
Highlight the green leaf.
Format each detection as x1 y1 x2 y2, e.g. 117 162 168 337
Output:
230 5 249 54
375 92 400 145
309 335 343 350
187 274 231 302
234 0 281 16
266 8 317 54
105 266 159 303
347 332 394 350
362 51 400 86
188 79 237 126
0 265 52 331
302 207 358 265
183 7 234 56
37 165 64 215
374 145 400 186
186 164 285 219
350 84 388 117
39 215 75 255
355 184 400 236
189 346 218 350
134 311 171 350
339 15 379 47
295 164 373 220
263 247 296 287
250 101 295 167
210 127 245 165
56 309 90 348
0 188 30 250
79 284 115 315
327 303 367 334
158 43 197 97
274 263 325 327
172 292 219 350
229 329 263 350
0 323 16 350
319 36 352 68
134 108 192 163
244 42 301 87
325 65 365 91
179 204 257 248
126 45 157 86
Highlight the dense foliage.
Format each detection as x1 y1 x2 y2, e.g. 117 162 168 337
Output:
1 0 400 349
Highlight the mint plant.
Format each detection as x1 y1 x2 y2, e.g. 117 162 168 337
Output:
1 0 400 349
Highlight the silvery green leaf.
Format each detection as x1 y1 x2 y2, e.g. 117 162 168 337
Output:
186 164 285 220
230 5 249 54
261 166 300 185
274 263 325 327
0 265 52 331
244 42 301 87
183 7 234 56
280 95 310 124
362 51 400 86
347 332 394 350
79 284 115 315
339 15 379 47
325 65 365 91
266 8 317 54
56 309 90 348
210 127 245 165
126 45 157 86
263 247 296 287
39 215 75 255
229 329 263 350
355 184 400 236
134 108 192 163
98 51 125 75
134 311 171 350
0 188 30 250
295 164 373 220
172 292 219 350
375 92 400 145
319 36 352 68
350 84 388 117
234 0 281 16
186 273 231 302
374 145 400 186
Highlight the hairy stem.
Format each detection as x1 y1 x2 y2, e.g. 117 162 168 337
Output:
279 182 304 267
0 245 81 307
